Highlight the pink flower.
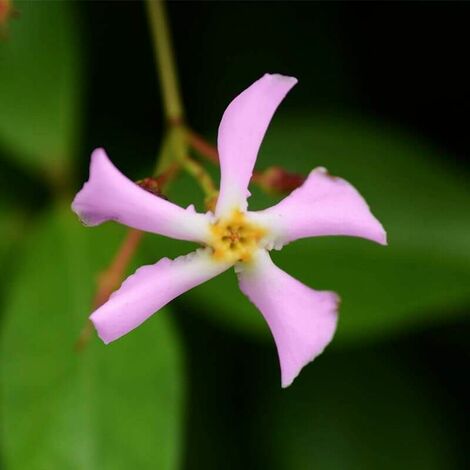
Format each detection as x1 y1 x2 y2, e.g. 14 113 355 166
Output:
72 74 386 387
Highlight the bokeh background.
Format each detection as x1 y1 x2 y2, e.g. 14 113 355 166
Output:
1 1 469 469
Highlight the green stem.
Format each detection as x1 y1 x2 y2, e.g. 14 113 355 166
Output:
153 131 173 175
182 155 217 198
145 0 184 123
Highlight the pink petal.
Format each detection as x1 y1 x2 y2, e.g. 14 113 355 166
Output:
91 250 230 344
237 250 339 387
215 73 298 216
72 148 212 243
250 167 387 247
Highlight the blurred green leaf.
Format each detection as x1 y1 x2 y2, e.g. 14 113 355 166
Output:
155 114 470 343
0 1 81 180
0 202 21 265
1 209 184 470
258 349 459 469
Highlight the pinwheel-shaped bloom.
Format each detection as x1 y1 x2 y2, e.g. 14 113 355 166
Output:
72 74 386 387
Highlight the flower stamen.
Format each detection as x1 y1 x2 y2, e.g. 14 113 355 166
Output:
209 210 266 263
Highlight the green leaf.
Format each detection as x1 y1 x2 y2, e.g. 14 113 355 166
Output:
157 114 470 343
1 208 184 470
0 1 82 179
258 349 459 469
0 202 22 265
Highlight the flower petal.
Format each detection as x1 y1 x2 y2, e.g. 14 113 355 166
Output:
250 167 387 248
91 249 230 344
237 250 339 387
215 73 298 216
72 148 212 242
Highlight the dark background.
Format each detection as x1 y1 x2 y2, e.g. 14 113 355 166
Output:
85 1 470 168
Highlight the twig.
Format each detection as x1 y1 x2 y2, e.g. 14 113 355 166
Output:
92 229 144 310
186 128 305 194
182 155 217 198
186 128 219 164
145 0 184 123
75 229 144 351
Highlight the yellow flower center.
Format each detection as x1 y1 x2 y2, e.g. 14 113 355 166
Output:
209 210 266 264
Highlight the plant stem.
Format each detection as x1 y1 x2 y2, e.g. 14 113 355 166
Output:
153 129 176 176
186 128 219 164
92 229 144 310
75 228 143 351
146 0 189 188
186 128 305 195
182 156 217 198
146 0 184 124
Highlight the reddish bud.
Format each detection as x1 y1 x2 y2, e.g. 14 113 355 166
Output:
257 166 305 194
0 0 17 37
136 177 168 200
0 0 11 23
